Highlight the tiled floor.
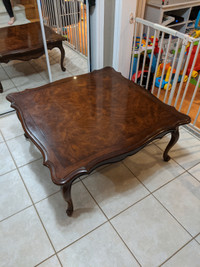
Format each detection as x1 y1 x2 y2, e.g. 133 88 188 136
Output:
0 44 88 114
0 112 200 267
0 51 200 266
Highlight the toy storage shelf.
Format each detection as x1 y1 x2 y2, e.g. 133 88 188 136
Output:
145 0 200 34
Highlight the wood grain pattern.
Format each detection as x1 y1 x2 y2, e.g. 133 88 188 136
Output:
7 67 191 215
0 22 66 92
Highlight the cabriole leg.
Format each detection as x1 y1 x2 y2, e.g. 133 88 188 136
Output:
62 181 73 216
24 133 29 139
163 127 179 162
58 44 66 72
0 82 3 93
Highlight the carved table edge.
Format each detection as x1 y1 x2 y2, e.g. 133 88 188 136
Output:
6 91 191 217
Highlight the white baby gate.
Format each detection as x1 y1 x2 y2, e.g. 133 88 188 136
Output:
130 17 200 133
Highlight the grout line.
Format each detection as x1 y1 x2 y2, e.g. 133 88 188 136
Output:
121 161 200 266
80 176 144 265
56 221 108 255
0 109 16 119
150 170 188 194
152 193 194 238
80 179 109 220
17 156 43 169
122 159 189 196
154 138 199 173
153 139 200 184
108 220 142 266
108 194 151 221
185 169 200 184
122 161 196 237
0 167 17 178
3 133 25 142
0 204 33 223
0 109 15 117
34 254 57 267
32 190 61 206
1 118 199 265
195 236 200 245
3 139 61 265
159 237 196 266
1 63 16 88
183 125 200 141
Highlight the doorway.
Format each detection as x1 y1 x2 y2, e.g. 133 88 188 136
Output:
0 0 89 116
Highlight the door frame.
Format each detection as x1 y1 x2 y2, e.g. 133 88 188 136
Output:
113 0 138 78
89 0 104 71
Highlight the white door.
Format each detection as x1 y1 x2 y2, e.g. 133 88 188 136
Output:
113 0 144 78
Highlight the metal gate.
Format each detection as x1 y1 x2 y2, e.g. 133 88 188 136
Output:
40 0 88 57
130 17 200 132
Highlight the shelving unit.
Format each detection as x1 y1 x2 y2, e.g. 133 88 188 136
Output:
144 0 200 34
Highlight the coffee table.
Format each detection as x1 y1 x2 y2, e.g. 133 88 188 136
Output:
7 67 191 216
0 22 66 93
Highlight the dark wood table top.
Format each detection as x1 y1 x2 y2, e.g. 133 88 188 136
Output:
7 67 191 186
0 22 65 58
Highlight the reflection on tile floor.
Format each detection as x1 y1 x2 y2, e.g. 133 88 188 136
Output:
0 44 88 114
0 121 200 266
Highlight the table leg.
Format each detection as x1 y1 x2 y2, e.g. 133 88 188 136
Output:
62 181 73 216
58 44 66 72
24 133 29 139
0 82 3 93
163 127 179 162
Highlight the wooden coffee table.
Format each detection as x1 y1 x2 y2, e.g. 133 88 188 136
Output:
0 22 66 93
7 67 191 216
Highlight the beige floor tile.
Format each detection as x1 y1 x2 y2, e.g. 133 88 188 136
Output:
58 222 139 267
64 56 88 74
111 195 191 267
17 79 48 92
154 172 200 236
162 240 200 267
0 113 24 141
19 159 60 203
188 163 200 182
0 170 31 221
83 162 149 218
12 73 45 91
6 135 42 167
29 55 56 72
36 182 107 251
0 142 16 175
0 65 9 80
39 63 72 81
3 61 37 78
123 144 184 192
155 129 200 170
37 256 61 267
0 47 88 116
0 66 15 91
196 234 200 244
0 79 15 91
0 132 3 143
0 207 54 267
0 87 18 114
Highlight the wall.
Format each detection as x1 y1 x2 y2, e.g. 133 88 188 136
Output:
89 0 138 76
89 0 104 71
113 0 137 78
104 0 115 67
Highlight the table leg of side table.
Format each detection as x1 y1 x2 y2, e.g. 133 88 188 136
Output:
62 181 73 216
58 43 66 72
0 82 3 93
24 133 29 139
163 127 179 162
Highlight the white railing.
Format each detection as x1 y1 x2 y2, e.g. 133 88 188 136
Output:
130 17 200 132
40 0 88 57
